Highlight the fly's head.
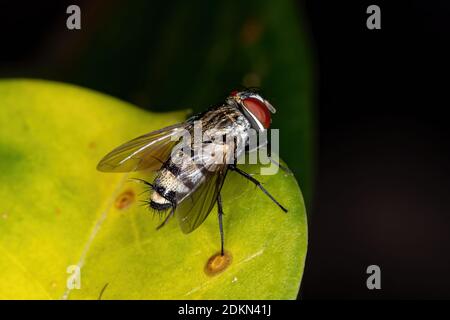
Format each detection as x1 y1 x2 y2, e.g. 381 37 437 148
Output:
227 90 276 132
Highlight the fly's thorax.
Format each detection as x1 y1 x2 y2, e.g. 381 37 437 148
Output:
200 142 232 167
201 104 251 134
199 104 252 162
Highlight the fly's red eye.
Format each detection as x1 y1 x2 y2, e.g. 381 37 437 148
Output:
230 90 238 97
243 97 271 129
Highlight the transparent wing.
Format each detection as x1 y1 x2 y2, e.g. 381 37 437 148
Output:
176 164 228 234
97 123 189 172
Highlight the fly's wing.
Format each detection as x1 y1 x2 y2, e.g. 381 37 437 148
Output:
97 123 189 172
176 164 228 234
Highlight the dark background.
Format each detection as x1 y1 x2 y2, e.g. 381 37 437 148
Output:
1 1 449 299
302 1 450 299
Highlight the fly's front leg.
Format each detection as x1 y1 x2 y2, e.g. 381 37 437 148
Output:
265 142 293 175
229 165 288 213
217 193 225 256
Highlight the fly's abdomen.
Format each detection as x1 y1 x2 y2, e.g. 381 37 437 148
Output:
149 152 202 211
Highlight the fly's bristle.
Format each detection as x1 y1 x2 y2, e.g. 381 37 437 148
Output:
129 178 154 190
138 189 151 196
149 206 171 220
132 179 155 208
139 199 152 208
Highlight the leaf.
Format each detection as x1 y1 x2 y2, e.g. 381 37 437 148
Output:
0 79 307 299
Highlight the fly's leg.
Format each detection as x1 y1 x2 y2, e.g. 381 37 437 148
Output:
268 157 293 175
233 136 238 166
156 203 176 230
229 165 288 213
217 193 225 256
265 142 293 176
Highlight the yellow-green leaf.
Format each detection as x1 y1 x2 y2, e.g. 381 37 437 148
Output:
0 79 307 299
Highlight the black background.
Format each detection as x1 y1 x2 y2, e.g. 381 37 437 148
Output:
301 1 450 299
1 1 449 299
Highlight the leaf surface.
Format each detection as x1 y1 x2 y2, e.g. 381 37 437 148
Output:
0 79 307 299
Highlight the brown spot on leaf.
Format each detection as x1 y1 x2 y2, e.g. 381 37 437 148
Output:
88 141 97 149
115 190 135 210
204 251 232 276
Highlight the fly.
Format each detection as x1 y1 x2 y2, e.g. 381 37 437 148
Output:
97 90 287 256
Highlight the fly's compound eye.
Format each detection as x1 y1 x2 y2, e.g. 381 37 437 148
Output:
242 97 271 129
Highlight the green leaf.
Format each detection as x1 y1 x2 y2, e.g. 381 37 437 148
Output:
0 79 307 299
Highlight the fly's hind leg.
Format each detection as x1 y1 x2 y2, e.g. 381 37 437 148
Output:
265 142 293 176
217 193 225 256
156 204 176 230
268 157 293 176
